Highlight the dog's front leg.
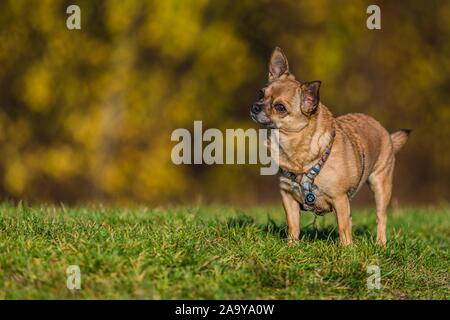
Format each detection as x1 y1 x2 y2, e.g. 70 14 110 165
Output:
333 196 352 245
281 189 300 244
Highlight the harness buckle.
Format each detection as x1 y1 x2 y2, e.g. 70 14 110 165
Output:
304 191 316 206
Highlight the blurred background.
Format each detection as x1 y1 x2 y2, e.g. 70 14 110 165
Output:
0 0 448 206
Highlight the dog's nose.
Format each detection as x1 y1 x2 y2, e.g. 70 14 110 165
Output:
251 103 262 113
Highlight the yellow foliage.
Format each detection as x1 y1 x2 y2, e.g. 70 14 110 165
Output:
22 65 53 113
4 159 27 195
0 0 448 204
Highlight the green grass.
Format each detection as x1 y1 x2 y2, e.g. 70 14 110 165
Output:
0 203 448 299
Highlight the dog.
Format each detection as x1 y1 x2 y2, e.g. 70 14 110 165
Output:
250 47 410 245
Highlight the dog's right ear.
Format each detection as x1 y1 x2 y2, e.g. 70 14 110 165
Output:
268 47 290 81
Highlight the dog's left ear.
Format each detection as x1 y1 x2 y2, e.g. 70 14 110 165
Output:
268 47 290 81
301 81 321 115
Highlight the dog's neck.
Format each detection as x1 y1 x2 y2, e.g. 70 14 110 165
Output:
277 103 335 174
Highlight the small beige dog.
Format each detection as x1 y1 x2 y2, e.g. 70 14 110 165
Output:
250 47 410 245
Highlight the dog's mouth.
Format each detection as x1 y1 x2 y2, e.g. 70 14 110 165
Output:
249 111 259 123
250 111 275 128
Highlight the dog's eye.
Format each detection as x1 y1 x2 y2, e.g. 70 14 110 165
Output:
258 89 265 100
274 103 286 113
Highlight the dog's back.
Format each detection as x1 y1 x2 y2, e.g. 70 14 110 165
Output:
335 113 409 176
336 113 394 172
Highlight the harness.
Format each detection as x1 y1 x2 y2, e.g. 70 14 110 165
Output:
280 128 336 212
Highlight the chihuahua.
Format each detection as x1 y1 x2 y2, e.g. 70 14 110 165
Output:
250 47 410 245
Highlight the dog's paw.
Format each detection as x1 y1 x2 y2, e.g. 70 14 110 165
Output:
287 238 300 246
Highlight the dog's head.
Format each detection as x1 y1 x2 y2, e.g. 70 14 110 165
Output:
250 47 321 132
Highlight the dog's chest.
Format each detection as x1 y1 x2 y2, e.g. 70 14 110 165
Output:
279 176 333 215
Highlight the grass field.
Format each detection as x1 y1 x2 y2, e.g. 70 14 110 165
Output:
0 203 448 299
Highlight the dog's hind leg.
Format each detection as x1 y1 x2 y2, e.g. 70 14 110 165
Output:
368 162 394 246
281 190 301 244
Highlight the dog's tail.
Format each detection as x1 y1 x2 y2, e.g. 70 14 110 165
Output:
390 129 412 153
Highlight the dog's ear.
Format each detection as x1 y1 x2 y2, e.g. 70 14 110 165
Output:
268 47 290 81
301 81 321 115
